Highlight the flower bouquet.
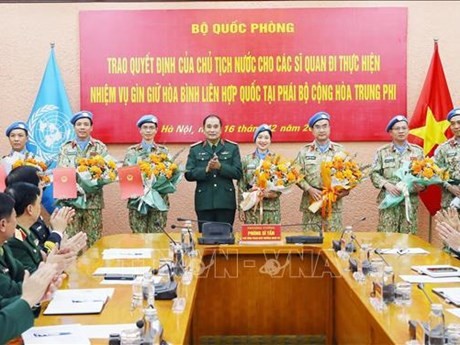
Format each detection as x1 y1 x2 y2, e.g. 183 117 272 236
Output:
240 154 304 212
11 155 51 186
309 152 369 219
379 157 448 220
76 155 118 193
129 150 183 214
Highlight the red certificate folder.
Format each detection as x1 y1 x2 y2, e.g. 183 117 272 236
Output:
53 167 77 199
118 165 144 199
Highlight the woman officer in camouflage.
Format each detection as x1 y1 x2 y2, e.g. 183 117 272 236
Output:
238 124 281 224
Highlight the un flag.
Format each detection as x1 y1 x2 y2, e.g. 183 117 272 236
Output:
26 45 74 213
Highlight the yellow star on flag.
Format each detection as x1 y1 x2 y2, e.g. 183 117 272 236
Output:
409 106 450 155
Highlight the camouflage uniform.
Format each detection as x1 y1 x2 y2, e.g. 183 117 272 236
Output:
295 141 345 232
238 151 281 224
123 143 170 233
57 138 107 247
434 138 460 209
370 143 424 234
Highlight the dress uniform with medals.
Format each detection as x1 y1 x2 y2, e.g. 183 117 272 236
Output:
57 111 108 247
435 108 460 210
185 118 242 231
370 115 424 234
295 112 346 232
123 115 170 233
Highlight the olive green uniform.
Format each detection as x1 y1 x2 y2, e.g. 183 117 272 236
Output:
0 246 24 308
185 139 242 231
5 225 43 273
0 298 34 344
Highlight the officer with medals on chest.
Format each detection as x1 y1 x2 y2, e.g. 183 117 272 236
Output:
295 111 349 232
185 114 242 232
370 115 425 233
57 111 108 247
435 108 460 211
124 114 170 233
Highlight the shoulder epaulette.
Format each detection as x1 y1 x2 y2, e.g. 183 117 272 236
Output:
14 228 25 242
190 141 203 147
224 139 238 145
376 143 392 152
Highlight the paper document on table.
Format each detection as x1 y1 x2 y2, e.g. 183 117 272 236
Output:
447 308 460 318
93 266 151 276
44 288 114 315
377 248 429 255
22 324 90 345
81 324 137 339
102 248 153 259
433 288 460 306
100 275 162 285
400 275 460 284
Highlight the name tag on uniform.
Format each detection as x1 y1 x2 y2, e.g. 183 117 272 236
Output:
247 164 257 169
306 155 316 160
66 149 77 156
410 156 418 161
221 151 230 155
384 156 395 163
447 152 457 157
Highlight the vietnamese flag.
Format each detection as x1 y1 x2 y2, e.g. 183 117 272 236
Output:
408 41 453 216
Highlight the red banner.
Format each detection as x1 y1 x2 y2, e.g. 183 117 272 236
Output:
80 8 407 143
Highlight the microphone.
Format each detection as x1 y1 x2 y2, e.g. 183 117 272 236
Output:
151 262 177 300
332 216 366 252
177 217 229 225
160 226 178 246
285 221 325 244
348 234 371 275
171 225 195 255
373 248 391 266
417 283 433 305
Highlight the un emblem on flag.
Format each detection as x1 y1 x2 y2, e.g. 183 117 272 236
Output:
28 105 74 162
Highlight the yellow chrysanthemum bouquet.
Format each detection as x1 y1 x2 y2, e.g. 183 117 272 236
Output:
379 157 448 221
76 154 118 194
12 156 51 186
129 150 183 214
240 154 304 212
309 152 369 219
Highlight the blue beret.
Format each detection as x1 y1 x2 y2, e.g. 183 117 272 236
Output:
253 124 272 142
386 115 408 132
137 114 158 128
447 108 460 121
308 112 330 128
70 111 93 125
5 121 28 137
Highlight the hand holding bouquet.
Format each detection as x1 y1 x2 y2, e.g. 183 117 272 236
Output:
309 152 369 219
240 154 303 212
12 155 51 186
130 150 183 214
76 154 118 194
379 157 448 221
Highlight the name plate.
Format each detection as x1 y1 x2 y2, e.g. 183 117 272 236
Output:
241 224 281 241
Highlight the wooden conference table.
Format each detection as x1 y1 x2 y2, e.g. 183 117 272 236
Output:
35 232 460 344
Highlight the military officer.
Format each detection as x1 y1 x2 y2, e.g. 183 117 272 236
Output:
295 111 349 232
0 262 59 344
435 108 460 211
370 115 425 233
4 121 29 157
238 124 281 224
4 182 78 273
124 114 170 233
57 111 108 247
0 193 24 305
185 114 242 232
